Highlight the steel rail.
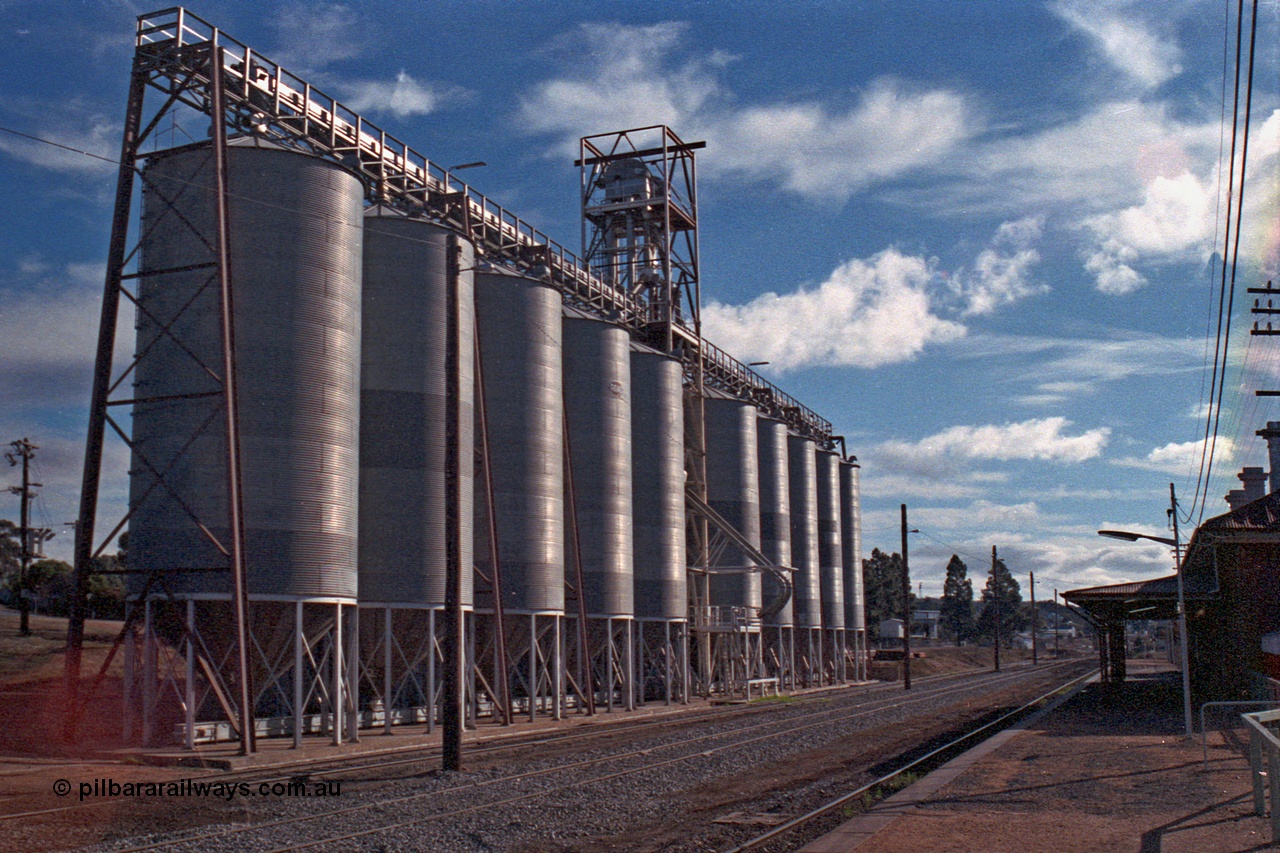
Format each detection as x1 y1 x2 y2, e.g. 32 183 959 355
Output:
721 667 1099 853
0 667 998 827
91 661 1087 853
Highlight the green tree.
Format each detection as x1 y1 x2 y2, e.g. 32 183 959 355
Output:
0 520 19 607
26 558 72 616
939 554 975 645
863 548 913 629
977 558 1025 646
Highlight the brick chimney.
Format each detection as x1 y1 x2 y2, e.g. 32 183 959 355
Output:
1240 466 1268 503
1258 422 1280 494
1226 489 1250 511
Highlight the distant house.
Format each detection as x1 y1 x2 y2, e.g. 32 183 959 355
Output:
879 618 904 640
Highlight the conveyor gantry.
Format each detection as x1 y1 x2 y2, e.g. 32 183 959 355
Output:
132 7 833 445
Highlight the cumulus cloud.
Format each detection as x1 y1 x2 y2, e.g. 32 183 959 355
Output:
342 70 454 118
702 249 965 370
1082 171 1212 294
518 23 973 202
1085 240 1147 295
878 417 1111 464
1052 3 1183 89
949 216 1047 315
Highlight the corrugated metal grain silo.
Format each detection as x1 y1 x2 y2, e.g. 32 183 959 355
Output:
703 391 762 614
630 344 686 621
787 434 822 630
474 269 565 615
839 459 865 634
816 449 845 632
756 417 792 627
358 210 474 608
130 139 363 600
562 307 634 618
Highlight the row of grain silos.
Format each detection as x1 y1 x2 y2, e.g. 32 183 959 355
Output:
700 391 865 689
126 140 862 742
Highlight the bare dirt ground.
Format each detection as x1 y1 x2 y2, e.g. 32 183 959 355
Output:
851 664 1269 853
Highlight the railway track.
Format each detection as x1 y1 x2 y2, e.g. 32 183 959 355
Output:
720 667 1097 853
68 659 1090 853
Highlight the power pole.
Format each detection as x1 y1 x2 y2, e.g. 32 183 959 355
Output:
1029 571 1037 665
1170 482 1193 739
991 545 1000 673
1053 588 1060 658
6 439 40 637
442 235 465 771
900 504 911 691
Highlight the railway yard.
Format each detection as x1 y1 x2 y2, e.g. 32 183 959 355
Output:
1 657 1097 853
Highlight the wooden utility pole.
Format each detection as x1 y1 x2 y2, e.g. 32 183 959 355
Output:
900 504 911 691
1029 571 1037 665
1054 588 1060 658
6 439 39 636
991 546 1000 673
442 236 465 771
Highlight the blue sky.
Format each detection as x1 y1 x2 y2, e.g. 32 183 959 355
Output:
1 0 1277 598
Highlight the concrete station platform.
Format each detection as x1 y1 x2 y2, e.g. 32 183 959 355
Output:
801 663 1270 853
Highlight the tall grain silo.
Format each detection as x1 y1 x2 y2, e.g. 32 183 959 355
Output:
757 416 794 687
563 307 634 710
630 343 687 704
816 448 846 683
358 208 474 732
130 138 364 745
474 267 565 720
787 433 823 685
839 458 866 681
701 390 764 684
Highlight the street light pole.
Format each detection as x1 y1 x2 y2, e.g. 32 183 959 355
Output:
900 504 911 691
1096 483 1193 739
1169 483 1193 739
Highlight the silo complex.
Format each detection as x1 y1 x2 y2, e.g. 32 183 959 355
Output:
788 434 823 685
840 459 867 681
757 417 795 686
131 139 363 743
816 449 846 683
630 344 688 703
563 308 635 709
358 210 475 730
474 269 566 719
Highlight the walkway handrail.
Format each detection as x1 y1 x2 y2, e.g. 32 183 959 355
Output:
1241 708 1280 840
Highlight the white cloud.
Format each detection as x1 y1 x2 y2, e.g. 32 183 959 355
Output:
1085 240 1147 295
1112 436 1237 473
1052 3 1183 89
0 114 117 173
0 262 130 410
342 70 448 118
709 80 971 202
702 249 965 370
878 417 1110 464
959 332 1203 386
518 23 973 203
520 23 716 138
1082 171 1213 293
949 216 1047 316
272 3 363 69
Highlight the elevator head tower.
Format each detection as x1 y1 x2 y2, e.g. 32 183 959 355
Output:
580 127 704 356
